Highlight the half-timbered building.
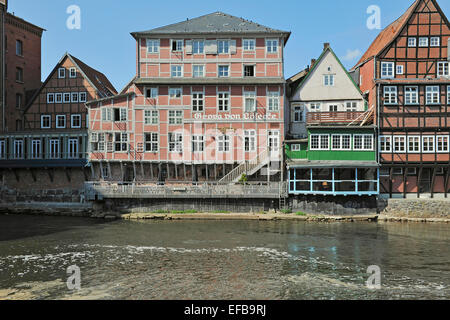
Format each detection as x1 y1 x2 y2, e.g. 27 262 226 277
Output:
353 0 450 198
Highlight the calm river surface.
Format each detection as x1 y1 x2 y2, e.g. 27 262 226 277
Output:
0 215 449 300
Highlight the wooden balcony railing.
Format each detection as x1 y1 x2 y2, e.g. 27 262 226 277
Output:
307 112 365 124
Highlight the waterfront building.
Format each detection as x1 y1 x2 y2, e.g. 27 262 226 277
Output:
85 12 290 204
285 43 379 199
353 0 450 198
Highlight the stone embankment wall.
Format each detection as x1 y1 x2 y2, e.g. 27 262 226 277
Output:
290 195 382 215
381 198 450 218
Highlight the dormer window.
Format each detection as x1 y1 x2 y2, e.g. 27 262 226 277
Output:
381 62 394 78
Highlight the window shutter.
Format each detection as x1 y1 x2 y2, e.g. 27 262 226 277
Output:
186 40 193 54
205 40 217 54
230 40 237 54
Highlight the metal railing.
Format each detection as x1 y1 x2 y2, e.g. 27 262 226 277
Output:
85 181 285 200
218 148 270 183
0 152 88 161
307 111 365 124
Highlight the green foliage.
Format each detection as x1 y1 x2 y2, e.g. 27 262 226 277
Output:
280 209 292 214
238 174 248 184
296 212 307 216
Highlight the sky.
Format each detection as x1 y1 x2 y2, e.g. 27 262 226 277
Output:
8 0 450 92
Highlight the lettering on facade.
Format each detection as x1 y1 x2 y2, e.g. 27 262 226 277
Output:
193 113 278 121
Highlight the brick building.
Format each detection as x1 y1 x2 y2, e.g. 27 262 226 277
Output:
0 1 44 132
353 0 450 198
86 12 290 190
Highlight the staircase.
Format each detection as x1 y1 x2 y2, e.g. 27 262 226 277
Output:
219 149 271 184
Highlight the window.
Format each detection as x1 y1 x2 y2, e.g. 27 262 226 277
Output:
71 92 79 103
55 93 63 103
408 136 420 153
217 40 229 54
243 39 255 51
144 110 158 125
384 86 398 104
169 132 183 153
217 135 230 152
381 62 394 78
268 92 279 112
266 39 278 53
31 139 41 159
329 105 338 112
169 88 182 99
49 139 60 159
171 65 183 77
419 37 428 47
192 40 204 54
69 68 77 78
145 87 158 99
244 130 256 152
244 65 255 77
56 115 66 128
244 92 256 112
14 139 24 159
63 93 71 103
113 108 127 122
437 62 449 77
15 93 22 108
332 135 351 150
192 135 204 152
47 93 55 104
448 86 450 104
354 135 373 151
380 136 392 153
71 114 81 128
218 92 230 112
324 74 334 86
437 136 449 153
408 38 417 47
294 106 304 122
310 134 329 150
310 103 321 112
147 39 160 53
405 87 418 104
114 133 128 152
218 65 229 77
145 133 159 152
380 168 390 177
426 86 440 104
393 168 403 175
58 68 66 78
171 39 183 52
422 136 435 153
291 144 301 152
16 40 23 56
346 102 357 112
393 136 406 152
193 65 204 78
68 139 79 159
101 108 112 122
192 92 204 112
41 115 51 129
407 168 417 176
430 37 440 47
396 65 404 75
168 110 183 124
79 92 87 102
16 67 23 82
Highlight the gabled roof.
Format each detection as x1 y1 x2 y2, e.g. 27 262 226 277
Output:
292 45 363 98
131 11 291 42
353 0 450 69
24 53 117 113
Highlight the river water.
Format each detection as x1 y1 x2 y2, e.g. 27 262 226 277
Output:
0 215 449 300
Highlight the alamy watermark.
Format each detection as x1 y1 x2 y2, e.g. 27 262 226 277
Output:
67 265 81 290
367 5 381 30
66 5 81 30
366 265 381 289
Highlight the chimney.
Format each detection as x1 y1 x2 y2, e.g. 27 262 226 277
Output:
311 59 317 67
324 42 330 50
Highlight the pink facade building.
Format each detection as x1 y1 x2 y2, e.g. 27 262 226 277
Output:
87 12 290 184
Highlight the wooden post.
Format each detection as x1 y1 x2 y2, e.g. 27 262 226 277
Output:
403 167 407 199
445 167 450 198
417 167 423 199
430 167 437 199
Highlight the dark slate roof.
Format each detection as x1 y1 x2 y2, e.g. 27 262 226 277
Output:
131 11 290 39
134 77 285 85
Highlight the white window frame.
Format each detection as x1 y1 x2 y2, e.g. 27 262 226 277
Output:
293 105 304 123
55 93 63 103
310 103 321 112
291 144 301 152
310 134 329 151
447 86 450 104
13 139 24 159
63 93 71 103
381 62 395 78
437 62 449 77
169 132 183 153
71 114 81 128
192 40 204 54
422 136 435 153
71 92 79 103
69 67 77 78
56 115 66 129
324 74 335 86
171 65 183 78
405 86 419 105
145 87 158 99
146 39 160 53
436 135 449 153
393 136 406 153
419 37 429 47
379 135 392 153
41 115 51 129
244 130 257 153
171 39 183 52
144 110 159 125
79 92 87 103
31 139 42 160
384 86 398 105
192 92 204 112
145 132 159 153
58 68 66 78
47 93 55 104
192 65 205 78
101 107 113 122
426 86 440 105
217 40 230 54
267 92 280 112
169 88 182 99
217 135 231 153
218 92 230 112
168 110 183 125
266 39 278 54
49 139 60 159
396 65 404 75
354 134 374 151
218 65 230 77
243 39 256 51
407 136 421 153
192 135 205 153
430 37 440 47
408 37 417 47
244 91 256 113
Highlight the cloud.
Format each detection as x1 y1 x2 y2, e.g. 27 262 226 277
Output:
342 49 362 61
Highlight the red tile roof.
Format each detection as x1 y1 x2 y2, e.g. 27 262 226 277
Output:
353 0 420 69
